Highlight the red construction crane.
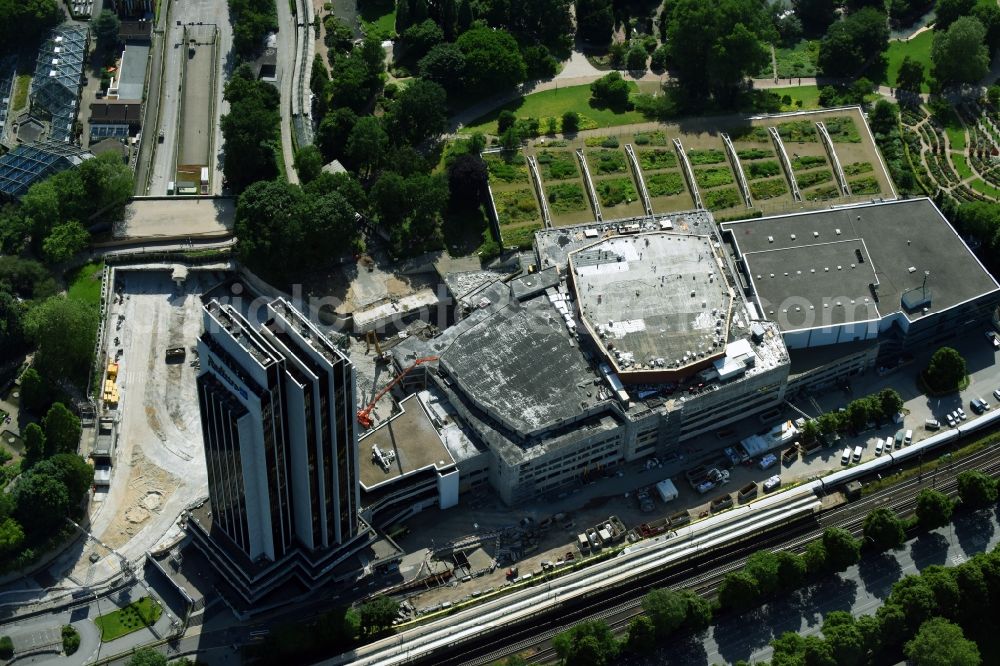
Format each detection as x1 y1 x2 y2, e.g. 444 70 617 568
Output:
357 356 439 429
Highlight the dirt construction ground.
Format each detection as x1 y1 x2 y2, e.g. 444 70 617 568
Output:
87 270 210 566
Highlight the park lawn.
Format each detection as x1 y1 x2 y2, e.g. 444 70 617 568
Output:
770 85 820 111
66 262 104 306
884 31 933 93
951 152 973 180
462 82 644 135
940 107 967 151
970 179 1000 198
94 597 162 642
360 0 396 39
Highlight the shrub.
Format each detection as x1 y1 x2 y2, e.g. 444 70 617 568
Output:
0 636 12 659
797 170 833 188
791 155 826 169
747 160 781 179
687 149 726 165
694 167 734 189
62 625 80 655
703 188 741 210
750 178 787 200
646 172 685 197
590 149 627 174
737 148 771 160
638 149 677 170
850 177 880 194
561 111 580 134
536 151 578 180
596 178 637 206
547 183 587 212
843 161 874 176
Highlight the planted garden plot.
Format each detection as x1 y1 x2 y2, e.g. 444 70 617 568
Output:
749 178 788 200
587 149 628 174
484 152 530 184
536 149 580 181
638 149 678 170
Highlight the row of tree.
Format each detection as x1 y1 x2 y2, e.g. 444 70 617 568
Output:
797 387 905 445
553 476 1000 665
229 0 278 59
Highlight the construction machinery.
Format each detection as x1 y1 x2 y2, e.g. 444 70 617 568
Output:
356 356 439 429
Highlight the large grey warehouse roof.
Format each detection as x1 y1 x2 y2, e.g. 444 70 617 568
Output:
722 199 999 332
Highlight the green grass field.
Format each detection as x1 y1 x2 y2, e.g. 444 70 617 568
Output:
360 0 396 39
462 82 645 135
884 31 933 93
952 152 973 180
12 74 30 111
941 109 967 151
66 262 104 306
94 597 162 642
770 85 821 111
971 179 1000 198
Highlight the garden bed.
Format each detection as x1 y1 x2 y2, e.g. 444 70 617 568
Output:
646 172 685 197
694 167 734 189
546 182 587 213
746 160 781 180
638 149 678 170
484 153 529 184
588 149 628 174
536 150 579 181
494 188 541 226
749 178 788 200
595 178 639 207
702 187 742 210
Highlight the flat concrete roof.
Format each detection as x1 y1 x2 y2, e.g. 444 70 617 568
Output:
117 42 149 101
570 233 733 374
723 199 999 331
359 395 456 489
431 283 602 436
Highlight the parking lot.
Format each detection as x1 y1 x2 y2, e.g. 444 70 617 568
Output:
393 329 1000 613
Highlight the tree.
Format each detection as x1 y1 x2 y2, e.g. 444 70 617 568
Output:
663 0 774 104
624 615 656 654
817 410 842 435
973 3 1000 53
13 472 69 535
522 44 558 79
25 297 98 386
34 454 94 505
0 518 24 556
877 388 904 422
822 527 861 573
324 15 354 53
818 8 889 78
889 576 939 634
456 27 527 93
44 403 81 457
625 44 647 72
552 620 618 666
924 346 967 392
62 625 80 655
822 612 864 666
359 597 398 637
447 154 488 209
932 16 990 86
575 0 613 45
794 0 837 34
774 551 807 594
293 145 323 183
497 110 517 136
957 470 999 508
234 180 306 283
386 78 447 146
221 67 280 191
718 570 760 611
93 10 120 51
863 507 906 551
915 488 953 530
457 0 473 33
0 0 61 48
744 550 782 597
905 617 981 666
345 116 390 177
897 56 926 93
845 399 870 433
590 72 631 109
19 369 49 416
402 19 443 59
561 111 580 134
641 588 688 636
418 43 467 93
125 648 168 666
23 423 46 468
934 0 975 32
0 636 11 660
317 107 358 162
42 221 89 264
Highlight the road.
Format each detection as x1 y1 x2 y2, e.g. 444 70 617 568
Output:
275 0 299 184
145 0 233 196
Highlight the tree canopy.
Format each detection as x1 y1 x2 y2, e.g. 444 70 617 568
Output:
905 617 982 666
863 507 906 551
956 470 999 509
924 346 967 392
662 0 775 105
576 0 614 45
553 619 619 666
932 16 990 86
456 27 527 93
221 65 280 191
817 7 889 78
25 297 99 385
915 488 954 530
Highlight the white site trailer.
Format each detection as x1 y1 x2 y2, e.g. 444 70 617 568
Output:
655 478 679 503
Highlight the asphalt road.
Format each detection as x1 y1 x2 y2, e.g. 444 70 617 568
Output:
275 0 299 184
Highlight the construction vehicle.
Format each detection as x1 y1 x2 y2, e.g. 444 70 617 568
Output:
356 356 439 429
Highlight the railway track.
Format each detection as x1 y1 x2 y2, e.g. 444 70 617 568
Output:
455 440 1000 666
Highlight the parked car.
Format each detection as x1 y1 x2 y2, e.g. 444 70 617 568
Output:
875 439 885 456
841 447 852 465
758 453 778 470
987 330 1000 349
925 419 940 430
993 388 1000 401
971 398 988 415
946 413 957 427
852 445 863 462
957 407 967 421
763 475 781 492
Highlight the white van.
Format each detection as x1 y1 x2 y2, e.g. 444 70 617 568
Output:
841 447 852 465
904 429 913 445
875 439 885 456
852 445 863 462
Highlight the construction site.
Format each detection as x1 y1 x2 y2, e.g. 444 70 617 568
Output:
486 107 895 249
